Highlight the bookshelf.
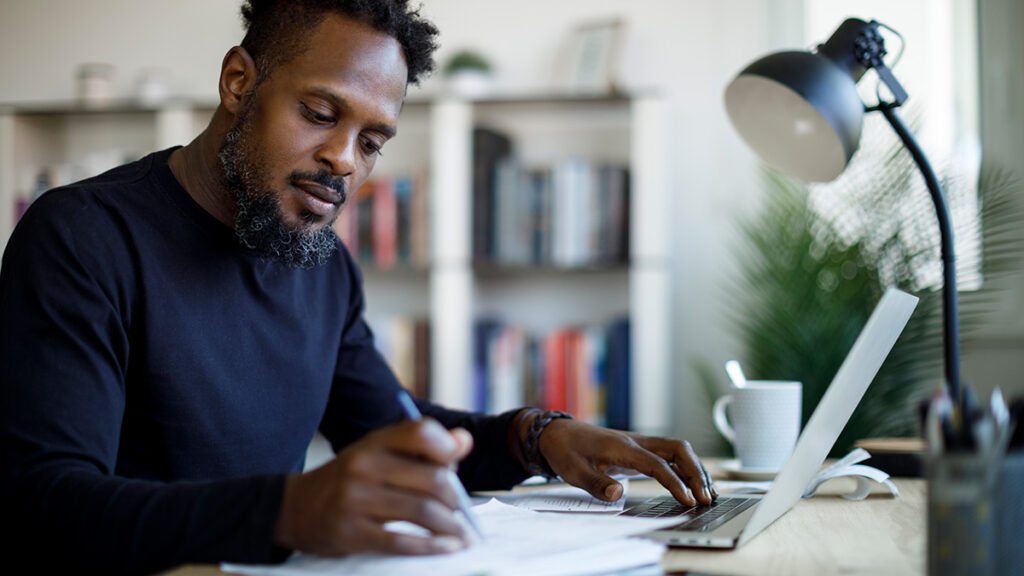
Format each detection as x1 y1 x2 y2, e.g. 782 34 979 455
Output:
0 93 672 437
426 94 672 436
0 99 214 248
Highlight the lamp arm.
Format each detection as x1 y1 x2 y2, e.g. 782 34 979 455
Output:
877 103 961 404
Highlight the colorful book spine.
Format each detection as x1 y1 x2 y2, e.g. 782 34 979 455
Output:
544 330 569 413
372 178 397 269
468 319 629 427
373 316 432 399
469 150 629 268
348 173 428 269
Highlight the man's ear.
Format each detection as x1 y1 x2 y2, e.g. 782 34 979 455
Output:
219 46 259 115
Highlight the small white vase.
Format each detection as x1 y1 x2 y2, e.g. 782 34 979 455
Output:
446 69 493 98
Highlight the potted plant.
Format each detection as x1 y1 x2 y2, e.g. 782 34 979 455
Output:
442 49 493 97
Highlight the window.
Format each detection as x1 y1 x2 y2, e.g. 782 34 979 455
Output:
804 0 982 290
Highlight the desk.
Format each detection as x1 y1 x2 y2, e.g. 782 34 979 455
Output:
167 467 925 576
652 476 925 575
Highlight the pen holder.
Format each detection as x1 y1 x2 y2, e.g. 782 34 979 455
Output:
996 451 1024 574
926 453 996 576
926 451 1024 576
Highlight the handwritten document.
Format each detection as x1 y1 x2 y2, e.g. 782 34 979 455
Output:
222 498 680 576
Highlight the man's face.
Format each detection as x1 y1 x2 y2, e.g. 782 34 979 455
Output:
219 13 407 268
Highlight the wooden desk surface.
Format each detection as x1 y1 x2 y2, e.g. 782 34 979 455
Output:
652 476 925 575
168 466 926 576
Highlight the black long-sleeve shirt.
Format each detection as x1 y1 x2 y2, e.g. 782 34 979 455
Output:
0 148 528 574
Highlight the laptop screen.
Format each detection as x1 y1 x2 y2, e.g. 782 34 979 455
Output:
737 287 918 545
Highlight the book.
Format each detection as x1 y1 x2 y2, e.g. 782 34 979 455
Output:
356 181 375 264
488 326 525 414
465 319 629 427
394 176 413 265
601 164 630 263
390 317 416 393
580 327 608 425
409 171 430 268
523 338 544 408
605 318 631 431
544 330 569 413
527 169 553 265
473 319 504 413
334 181 367 256
495 158 531 266
412 319 432 399
371 178 397 269
372 316 431 399
472 127 513 263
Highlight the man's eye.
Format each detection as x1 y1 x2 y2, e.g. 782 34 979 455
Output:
301 103 333 124
362 138 384 157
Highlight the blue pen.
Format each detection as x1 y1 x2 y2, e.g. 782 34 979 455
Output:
397 391 486 542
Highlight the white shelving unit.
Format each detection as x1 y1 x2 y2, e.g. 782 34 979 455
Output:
426 94 672 436
0 100 214 248
0 93 672 437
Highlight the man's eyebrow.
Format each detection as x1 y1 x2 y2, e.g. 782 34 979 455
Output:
307 86 398 138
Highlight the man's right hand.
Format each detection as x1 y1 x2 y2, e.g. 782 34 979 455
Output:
273 419 474 556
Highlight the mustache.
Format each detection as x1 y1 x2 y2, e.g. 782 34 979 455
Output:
288 170 348 204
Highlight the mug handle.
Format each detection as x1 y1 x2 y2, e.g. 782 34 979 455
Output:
712 395 735 443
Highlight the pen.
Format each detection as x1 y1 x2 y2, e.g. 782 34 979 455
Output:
925 393 946 456
397 391 486 542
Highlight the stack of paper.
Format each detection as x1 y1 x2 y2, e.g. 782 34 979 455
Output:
223 498 681 576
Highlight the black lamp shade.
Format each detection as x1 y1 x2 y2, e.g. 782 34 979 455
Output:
724 50 865 182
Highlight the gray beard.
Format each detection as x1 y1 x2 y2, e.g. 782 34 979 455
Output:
217 108 338 269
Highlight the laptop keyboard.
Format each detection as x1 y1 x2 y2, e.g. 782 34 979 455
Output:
625 496 758 532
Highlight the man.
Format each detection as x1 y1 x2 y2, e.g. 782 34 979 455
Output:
0 1 715 573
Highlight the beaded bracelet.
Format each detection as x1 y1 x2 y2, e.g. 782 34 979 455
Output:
522 410 574 479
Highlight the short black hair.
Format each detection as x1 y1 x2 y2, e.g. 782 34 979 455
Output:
239 0 439 85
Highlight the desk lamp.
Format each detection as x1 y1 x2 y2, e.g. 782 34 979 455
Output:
723 18 961 405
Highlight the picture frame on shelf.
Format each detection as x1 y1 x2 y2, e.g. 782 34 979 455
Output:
553 19 625 95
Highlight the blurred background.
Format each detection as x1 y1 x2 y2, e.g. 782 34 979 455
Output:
1 0 1021 457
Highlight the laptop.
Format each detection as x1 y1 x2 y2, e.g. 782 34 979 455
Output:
621 287 918 548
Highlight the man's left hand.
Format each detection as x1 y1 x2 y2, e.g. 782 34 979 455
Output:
538 419 717 506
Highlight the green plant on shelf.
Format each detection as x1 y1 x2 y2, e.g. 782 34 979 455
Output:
442 49 492 76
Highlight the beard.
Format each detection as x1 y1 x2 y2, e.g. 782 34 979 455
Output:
217 95 343 269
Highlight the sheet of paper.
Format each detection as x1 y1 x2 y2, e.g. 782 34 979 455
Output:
713 480 772 494
222 498 680 576
521 472 646 486
497 479 629 512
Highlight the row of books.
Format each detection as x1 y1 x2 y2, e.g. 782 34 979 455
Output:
371 314 632 430
373 316 432 400
333 174 430 269
473 128 631 268
472 318 631 429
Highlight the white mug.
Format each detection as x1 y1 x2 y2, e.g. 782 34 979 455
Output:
712 381 802 470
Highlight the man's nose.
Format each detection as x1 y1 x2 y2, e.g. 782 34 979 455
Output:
314 130 357 177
